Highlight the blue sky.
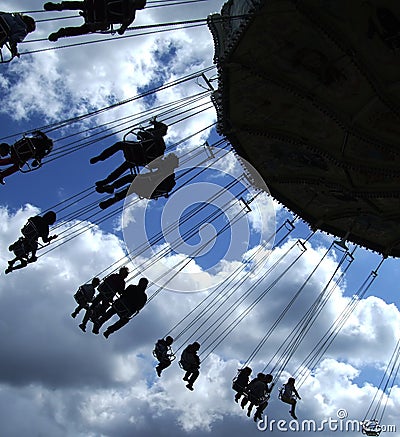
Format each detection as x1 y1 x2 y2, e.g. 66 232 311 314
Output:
0 1 399 436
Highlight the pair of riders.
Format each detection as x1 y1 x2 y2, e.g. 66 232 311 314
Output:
153 338 201 392
90 120 178 208
6 211 58 274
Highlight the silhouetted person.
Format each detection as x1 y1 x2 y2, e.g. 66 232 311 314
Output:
0 12 36 57
79 266 129 332
92 120 168 186
253 374 274 422
232 367 252 403
280 377 301 420
154 336 174 377
180 342 201 391
0 131 53 184
5 211 58 273
98 153 178 209
92 277 149 338
45 0 147 41
71 277 100 318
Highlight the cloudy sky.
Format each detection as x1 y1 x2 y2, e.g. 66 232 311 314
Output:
0 1 400 436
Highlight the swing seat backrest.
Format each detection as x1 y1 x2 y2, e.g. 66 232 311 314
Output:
232 380 246 393
232 371 248 392
113 299 135 318
179 357 190 371
97 281 116 301
154 343 176 362
21 220 40 242
11 137 37 167
123 142 147 166
278 386 286 400
83 0 108 24
74 287 90 307
106 0 131 24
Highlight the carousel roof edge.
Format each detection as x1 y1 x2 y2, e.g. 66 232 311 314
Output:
207 0 266 65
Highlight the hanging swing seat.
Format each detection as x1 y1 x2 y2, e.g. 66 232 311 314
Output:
152 344 176 361
12 137 44 173
81 0 110 31
232 371 248 393
97 280 117 302
242 389 269 406
178 357 199 372
112 298 138 319
232 379 246 393
278 386 296 402
0 15 16 63
82 0 136 34
73 286 92 308
21 219 40 242
123 128 148 174
361 420 382 436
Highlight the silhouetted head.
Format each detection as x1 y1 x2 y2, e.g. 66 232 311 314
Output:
257 373 265 380
119 266 129 278
151 120 168 136
265 374 273 383
241 367 252 375
92 277 100 287
192 342 200 351
165 336 173 345
22 15 36 33
43 211 56 225
138 277 149 290
288 377 295 385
